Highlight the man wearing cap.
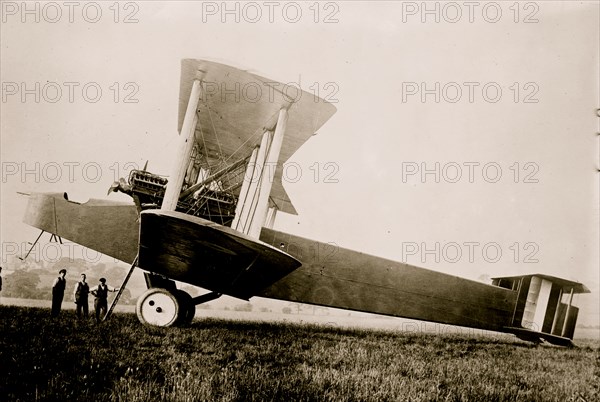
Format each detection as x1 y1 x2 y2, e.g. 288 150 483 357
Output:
90 278 118 322
73 273 90 319
51 269 67 317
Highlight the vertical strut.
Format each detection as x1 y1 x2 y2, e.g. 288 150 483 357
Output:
561 287 574 337
248 108 288 238
232 146 259 231
234 130 272 234
550 288 563 335
162 78 203 211
265 207 278 229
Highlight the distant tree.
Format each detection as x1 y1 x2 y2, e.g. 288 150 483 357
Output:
282 307 292 314
12 256 44 272
477 274 491 284
3 270 41 299
179 285 200 297
104 266 126 283
83 266 126 291
38 286 52 301
90 263 107 275
117 288 133 305
29 268 47 276
234 303 253 312
52 257 88 275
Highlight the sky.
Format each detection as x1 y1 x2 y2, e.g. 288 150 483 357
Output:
1 1 599 325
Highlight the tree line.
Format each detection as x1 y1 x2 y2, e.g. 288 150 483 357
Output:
1 257 134 304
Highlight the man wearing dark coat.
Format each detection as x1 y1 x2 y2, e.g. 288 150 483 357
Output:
90 278 118 322
73 273 90 318
51 269 67 317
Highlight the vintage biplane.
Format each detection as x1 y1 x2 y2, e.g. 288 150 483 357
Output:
20 59 589 346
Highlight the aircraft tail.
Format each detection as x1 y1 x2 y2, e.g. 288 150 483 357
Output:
23 192 139 263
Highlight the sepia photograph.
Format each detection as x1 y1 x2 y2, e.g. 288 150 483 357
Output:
1 1 599 400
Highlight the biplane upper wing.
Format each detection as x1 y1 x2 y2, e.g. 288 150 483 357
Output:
178 59 337 214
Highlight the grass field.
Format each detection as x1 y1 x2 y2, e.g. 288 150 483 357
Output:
0 306 598 402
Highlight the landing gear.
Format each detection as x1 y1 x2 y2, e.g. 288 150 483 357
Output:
174 289 195 325
136 288 180 327
135 273 219 327
135 287 196 327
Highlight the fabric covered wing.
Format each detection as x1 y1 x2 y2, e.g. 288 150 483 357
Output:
178 59 337 215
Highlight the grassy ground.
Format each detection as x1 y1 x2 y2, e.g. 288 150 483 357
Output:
0 306 598 402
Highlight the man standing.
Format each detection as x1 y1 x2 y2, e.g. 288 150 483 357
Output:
51 269 67 317
90 278 118 322
73 273 90 319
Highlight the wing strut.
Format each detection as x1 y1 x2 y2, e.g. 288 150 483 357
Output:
18 230 61 261
265 206 278 229
18 230 45 260
561 287 575 337
232 132 271 234
232 108 289 238
162 74 204 211
248 108 288 238
103 255 138 321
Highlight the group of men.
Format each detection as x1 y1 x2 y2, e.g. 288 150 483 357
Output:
51 269 119 322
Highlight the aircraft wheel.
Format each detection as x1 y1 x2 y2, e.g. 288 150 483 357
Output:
175 290 195 325
136 288 180 327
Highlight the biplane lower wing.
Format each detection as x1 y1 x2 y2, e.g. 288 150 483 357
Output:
258 229 517 332
23 192 519 333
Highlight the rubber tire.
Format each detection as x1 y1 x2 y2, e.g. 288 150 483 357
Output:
136 288 180 327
